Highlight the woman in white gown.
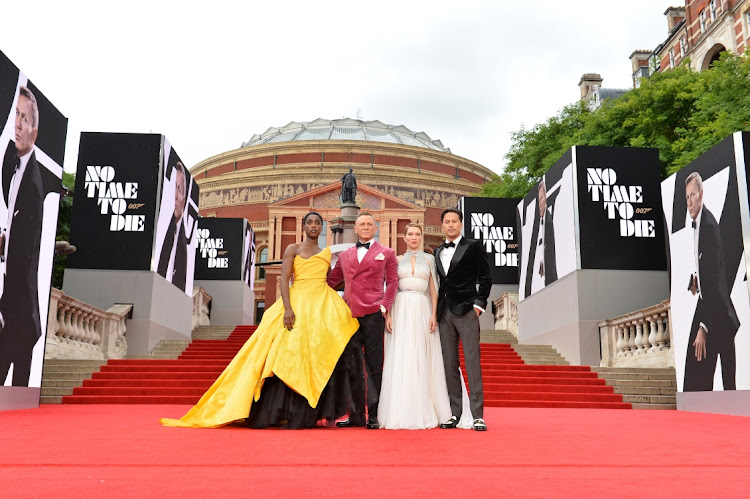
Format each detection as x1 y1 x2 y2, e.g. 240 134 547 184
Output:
378 223 473 430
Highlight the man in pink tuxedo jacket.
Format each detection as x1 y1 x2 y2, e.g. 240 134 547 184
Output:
328 212 398 429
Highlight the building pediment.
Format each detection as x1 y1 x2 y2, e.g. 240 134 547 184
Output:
269 182 423 211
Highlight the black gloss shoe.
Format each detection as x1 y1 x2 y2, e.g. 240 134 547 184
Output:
366 417 380 430
472 418 487 431
336 419 356 428
439 416 459 429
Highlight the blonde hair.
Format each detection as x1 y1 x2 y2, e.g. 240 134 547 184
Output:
404 222 423 234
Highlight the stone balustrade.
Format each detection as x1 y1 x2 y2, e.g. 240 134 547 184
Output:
598 299 673 368
192 286 212 330
493 292 519 338
45 288 132 360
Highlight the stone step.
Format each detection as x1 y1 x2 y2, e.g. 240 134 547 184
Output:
613 386 677 395
42 360 107 367
622 394 677 404
42 365 105 374
41 379 85 388
41 387 78 396
605 378 676 388
40 396 63 404
630 403 677 410
600 373 676 381
592 367 675 375
41 372 96 381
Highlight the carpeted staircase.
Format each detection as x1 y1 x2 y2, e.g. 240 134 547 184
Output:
51 325 632 409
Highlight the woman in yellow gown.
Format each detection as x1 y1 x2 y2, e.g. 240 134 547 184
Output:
161 212 366 429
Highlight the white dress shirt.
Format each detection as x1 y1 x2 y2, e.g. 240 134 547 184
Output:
531 212 547 295
356 239 373 263
692 207 707 333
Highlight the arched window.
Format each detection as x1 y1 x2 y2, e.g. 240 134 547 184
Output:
257 247 268 280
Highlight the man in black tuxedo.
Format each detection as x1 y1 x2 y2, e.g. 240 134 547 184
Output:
157 162 189 292
434 208 492 431
0 86 44 386
683 172 739 391
524 179 557 297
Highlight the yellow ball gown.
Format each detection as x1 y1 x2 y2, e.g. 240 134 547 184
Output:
161 247 361 428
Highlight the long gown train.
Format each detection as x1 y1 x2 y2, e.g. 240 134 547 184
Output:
378 251 473 430
161 247 364 429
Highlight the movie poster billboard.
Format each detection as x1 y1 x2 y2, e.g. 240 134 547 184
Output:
243 220 256 291
68 133 162 271
518 146 665 301
0 50 67 388
194 218 246 281
517 149 578 300
662 132 750 392
153 139 199 295
460 197 520 284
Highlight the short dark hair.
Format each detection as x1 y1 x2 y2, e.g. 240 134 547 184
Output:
302 211 323 225
356 212 375 223
440 208 463 222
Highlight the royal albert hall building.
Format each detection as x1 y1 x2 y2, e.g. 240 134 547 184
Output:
190 118 495 321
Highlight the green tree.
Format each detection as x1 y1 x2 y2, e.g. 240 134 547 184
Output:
51 171 75 289
481 51 750 197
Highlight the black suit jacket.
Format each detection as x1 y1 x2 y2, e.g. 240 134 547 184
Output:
693 207 740 338
157 216 188 292
523 209 558 297
0 146 43 351
434 237 492 316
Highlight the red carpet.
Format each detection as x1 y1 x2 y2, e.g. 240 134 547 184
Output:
1 405 748 496
62 326 629 408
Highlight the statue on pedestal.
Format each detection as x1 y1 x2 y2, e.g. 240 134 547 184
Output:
341 167 357 204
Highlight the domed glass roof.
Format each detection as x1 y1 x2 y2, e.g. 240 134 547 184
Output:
241 118 451 153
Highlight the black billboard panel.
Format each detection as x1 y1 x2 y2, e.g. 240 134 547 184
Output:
662 132 750 393
153 139 199 295
0 50 67 388
517 150 578 300
576 146 666 270
194 218 246 281
518 146 667 301
460 197 520 284
67 132 162 271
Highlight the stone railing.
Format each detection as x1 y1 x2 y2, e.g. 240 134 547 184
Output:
192 286 212 330
493 292 519 338
598 299 673 368
45 288 132 360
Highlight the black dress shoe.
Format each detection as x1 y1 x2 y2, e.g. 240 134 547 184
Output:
472 418 487 431
439 416 459 429
366 418 380 430
336 419 357 428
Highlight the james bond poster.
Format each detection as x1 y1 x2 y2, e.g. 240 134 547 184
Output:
662 133 750 392
460 197 520 284
153 139 199 295
68 133 162 271
243 220 256 290
0 50 67 388
517 149 578 301
575 146 666 271
194 217 245 281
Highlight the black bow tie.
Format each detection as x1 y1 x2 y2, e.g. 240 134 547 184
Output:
692 220 696 229
442 241 456 249
356 241 370 249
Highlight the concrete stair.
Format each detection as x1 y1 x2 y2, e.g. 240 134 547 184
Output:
481 330 569 365
591 367 677 409
40 360 108 404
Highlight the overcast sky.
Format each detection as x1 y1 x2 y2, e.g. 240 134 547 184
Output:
1 1 677 175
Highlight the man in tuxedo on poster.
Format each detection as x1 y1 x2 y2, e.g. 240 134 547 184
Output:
434 208 492 431
327 212 398 429
524 179 557 297
157 161 189 292
684 172 739 391
0 86 44 386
